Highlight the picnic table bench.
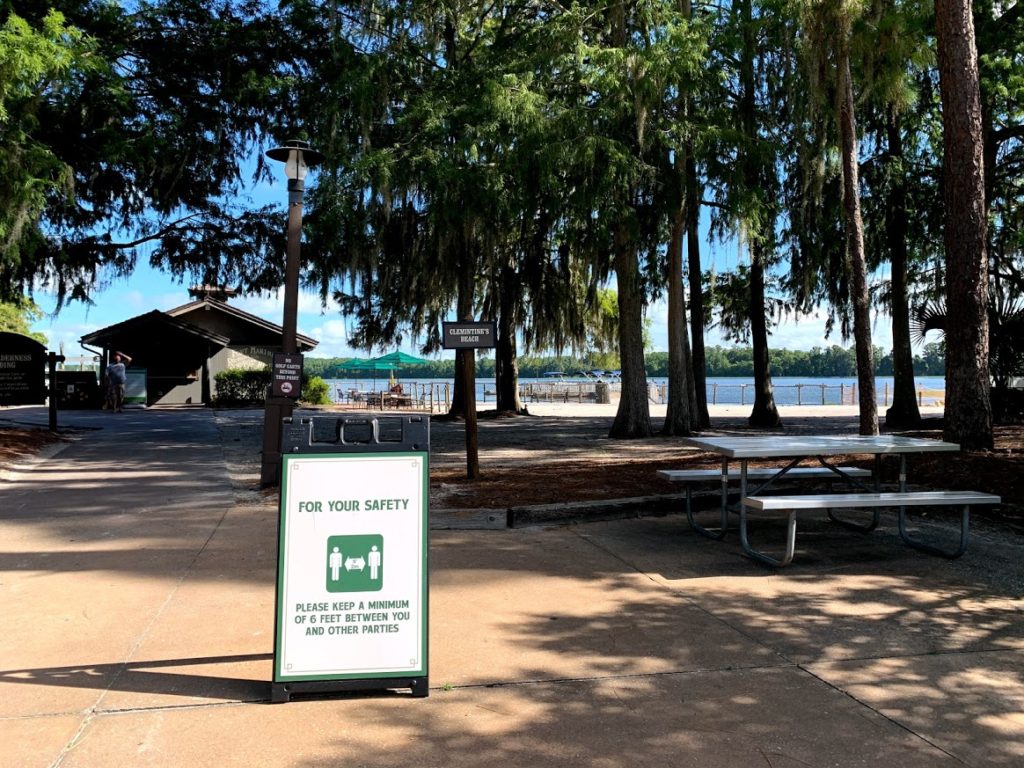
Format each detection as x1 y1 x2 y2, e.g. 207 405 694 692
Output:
658 466 872 539
743 490 1001 566
673 435 1001 567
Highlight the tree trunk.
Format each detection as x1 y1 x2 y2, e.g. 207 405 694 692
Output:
936 0 993 450
447 258 475 419
738 0 780 429
839 53 878 435
883 114 922 429
495 264 525 414
610 228 653 438
748 244 782 427
685 150 710 429
663 197 694 436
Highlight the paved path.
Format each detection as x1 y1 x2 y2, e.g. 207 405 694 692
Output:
1 406 1022 767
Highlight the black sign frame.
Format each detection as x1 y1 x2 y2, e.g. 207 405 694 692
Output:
272 353 304 399
441 321 497 350
0 332 47 406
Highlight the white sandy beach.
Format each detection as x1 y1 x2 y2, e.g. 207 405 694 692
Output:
521 400 946 420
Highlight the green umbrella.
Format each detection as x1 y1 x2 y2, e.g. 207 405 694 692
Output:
368 351 428 367
369 351 429 393
340 358 391 390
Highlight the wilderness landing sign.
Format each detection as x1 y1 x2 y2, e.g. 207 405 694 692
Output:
0 332 46 406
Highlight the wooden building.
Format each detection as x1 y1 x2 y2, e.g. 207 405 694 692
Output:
79 289 318 406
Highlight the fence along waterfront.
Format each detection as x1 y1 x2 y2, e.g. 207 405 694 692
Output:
326 376 946 411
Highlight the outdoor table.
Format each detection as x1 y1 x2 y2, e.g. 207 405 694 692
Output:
382 393 414 409
681 434 962 539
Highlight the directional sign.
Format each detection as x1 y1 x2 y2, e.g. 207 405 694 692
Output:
442 321 496 350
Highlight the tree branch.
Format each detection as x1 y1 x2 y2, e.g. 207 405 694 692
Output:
89 214 201 251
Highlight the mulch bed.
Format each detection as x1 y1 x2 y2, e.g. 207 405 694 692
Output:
432 424 1024 526
0 427 66 466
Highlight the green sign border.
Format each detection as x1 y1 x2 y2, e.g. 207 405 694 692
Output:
273 451 429 683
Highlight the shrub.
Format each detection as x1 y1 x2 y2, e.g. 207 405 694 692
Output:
214 368 270 406
301 375 332 406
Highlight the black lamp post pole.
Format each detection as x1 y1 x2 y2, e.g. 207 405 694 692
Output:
260 141 320 488
281 177 303 356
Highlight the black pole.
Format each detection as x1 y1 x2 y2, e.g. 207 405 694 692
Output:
463 348 479 479
47 352 65 432
260 177 305 488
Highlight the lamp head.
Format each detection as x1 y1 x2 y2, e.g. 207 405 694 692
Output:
266 140 324 181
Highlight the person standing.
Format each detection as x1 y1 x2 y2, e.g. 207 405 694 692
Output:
105 351 132 412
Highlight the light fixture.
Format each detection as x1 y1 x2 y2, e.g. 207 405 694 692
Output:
266 140 324 182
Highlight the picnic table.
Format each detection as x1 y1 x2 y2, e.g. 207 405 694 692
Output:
382 392 414 409
678 434 998 566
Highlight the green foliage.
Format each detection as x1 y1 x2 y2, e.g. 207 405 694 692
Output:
213 368 269 406
214 368 334 406
300 375 331 406
0 10 88 293
683 344 944 378
0 296 46 343
0 1 289 306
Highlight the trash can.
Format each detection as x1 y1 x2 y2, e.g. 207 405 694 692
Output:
595 381 610 404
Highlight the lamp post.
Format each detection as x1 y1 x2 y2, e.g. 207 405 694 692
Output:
260 140 324 488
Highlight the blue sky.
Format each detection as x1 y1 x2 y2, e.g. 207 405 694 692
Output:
30 259 894 364
28 162 894 362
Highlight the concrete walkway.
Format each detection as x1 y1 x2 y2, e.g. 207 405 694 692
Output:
1 406 1022 767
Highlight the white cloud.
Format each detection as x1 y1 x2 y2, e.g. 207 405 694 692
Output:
644 298 895 353
307 319 357 358
232 288 342 320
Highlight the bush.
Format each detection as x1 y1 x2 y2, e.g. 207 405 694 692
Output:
214 368 270 406
301 376 332 406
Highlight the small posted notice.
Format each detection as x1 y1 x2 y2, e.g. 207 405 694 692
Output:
272 353 303 399
275 453 428 682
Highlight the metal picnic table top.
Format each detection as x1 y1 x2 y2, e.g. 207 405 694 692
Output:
683 434 962 459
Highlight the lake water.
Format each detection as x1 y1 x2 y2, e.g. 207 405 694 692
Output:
325 375 946 407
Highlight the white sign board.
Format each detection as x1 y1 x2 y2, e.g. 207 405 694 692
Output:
274 452 428 683
124 368 147 405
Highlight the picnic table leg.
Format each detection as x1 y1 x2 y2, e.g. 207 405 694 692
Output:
897 504 971 558
733 458 801 565
738 502 797 567
827 506 880 532
685 458 730 540
827 451 881 533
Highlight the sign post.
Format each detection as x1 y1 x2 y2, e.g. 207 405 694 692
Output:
272 414 430 702
442 321 496 480
47 352 65 431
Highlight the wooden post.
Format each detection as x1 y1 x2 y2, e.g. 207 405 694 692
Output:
463 349 479 479
47 352 65 432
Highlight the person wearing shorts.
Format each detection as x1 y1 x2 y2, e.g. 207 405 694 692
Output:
105 352 132 412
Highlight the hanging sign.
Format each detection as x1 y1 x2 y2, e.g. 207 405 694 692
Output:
274 448 429 698
442 321 496 349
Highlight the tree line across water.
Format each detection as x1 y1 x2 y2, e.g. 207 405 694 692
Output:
305 343 946 381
